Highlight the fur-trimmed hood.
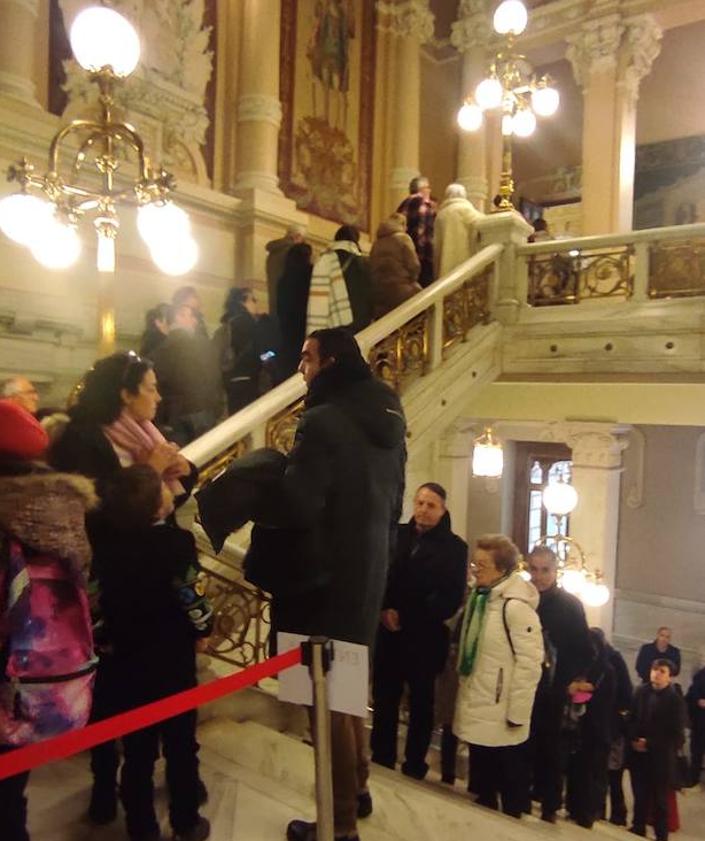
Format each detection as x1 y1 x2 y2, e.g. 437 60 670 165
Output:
0 471 98 573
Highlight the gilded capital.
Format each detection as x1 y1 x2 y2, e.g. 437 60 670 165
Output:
566 14 624 88
377 0 435 44
450 0 492 54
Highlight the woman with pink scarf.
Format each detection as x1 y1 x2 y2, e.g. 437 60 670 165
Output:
49 351 200 826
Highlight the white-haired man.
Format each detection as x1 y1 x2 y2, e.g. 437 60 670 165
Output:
1 376 39 416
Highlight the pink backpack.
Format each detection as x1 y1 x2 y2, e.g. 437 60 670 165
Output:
0 536 96 746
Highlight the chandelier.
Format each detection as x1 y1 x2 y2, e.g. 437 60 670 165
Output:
472 427 504 478
534 477 610 608
0 6 198 276
456 0 560 210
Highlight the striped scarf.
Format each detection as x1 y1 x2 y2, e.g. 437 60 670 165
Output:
306 247 354 333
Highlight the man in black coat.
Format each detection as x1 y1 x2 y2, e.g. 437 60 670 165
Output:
259 329 406 841
686 658 705 786
527 546 592 822
635 627 681 683
370 483 467 780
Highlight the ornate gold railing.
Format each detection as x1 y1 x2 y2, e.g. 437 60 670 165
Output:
196 438 249 488
442 266 491 355
202 564 270 667
527 245 634 306
649 236 705 299
367 311 429 394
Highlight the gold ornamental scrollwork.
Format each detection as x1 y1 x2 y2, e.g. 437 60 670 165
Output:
528 246 634 306
368 311 429 394
649 238 705 299
266 399 305 454
201 565 270 667
196 438 249 489
443 267 492 356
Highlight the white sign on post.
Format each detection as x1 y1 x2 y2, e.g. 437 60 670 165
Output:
277 633 369 719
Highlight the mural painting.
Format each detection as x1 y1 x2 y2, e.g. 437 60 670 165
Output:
279 0 376 230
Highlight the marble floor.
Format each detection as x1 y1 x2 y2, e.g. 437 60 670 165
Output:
24 718 705 841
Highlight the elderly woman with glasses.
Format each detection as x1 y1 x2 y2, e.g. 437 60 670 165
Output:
453 534 543 819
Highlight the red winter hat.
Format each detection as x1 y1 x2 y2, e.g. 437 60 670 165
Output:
0 399 49 460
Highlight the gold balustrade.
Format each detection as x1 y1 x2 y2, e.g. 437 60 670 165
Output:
649 237 705 299
442 266 491 355
528 246 633 305
196 437 249 488
367 311 429 394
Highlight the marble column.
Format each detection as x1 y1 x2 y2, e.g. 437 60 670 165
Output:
0 0 40 105
435 424 474 542
233 0 283 195
567 14 661 235
384 0 434 209
450 0 491 211
566 425 630 634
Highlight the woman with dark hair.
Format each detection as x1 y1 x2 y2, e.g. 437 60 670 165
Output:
49 352 197 825
213 287 279 415
139 303 170 358
277 243 313 378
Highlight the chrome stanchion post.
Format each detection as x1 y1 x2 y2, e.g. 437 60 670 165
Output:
302 636 335 841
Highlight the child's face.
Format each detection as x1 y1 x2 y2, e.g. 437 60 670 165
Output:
650 664 672 690
157 483 175 520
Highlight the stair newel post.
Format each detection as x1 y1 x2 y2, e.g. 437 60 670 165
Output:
302 637 335 841
476 211 533 325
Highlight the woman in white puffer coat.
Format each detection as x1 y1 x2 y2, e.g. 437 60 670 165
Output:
453 534 543 818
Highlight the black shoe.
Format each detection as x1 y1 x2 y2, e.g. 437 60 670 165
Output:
357 791 373 818
286 821 360 841
629 827 646 838
196 778 209 806
173 816 210 841
610 815 627 826
441 775 455 786
541 811 557 824
88 783 118 825
401 761 428 780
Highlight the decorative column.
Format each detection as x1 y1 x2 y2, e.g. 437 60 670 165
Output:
450 0 491 210
384 0 434 209
567 14 661 234
0 0 40 105
233 0 283 194
436 424 474 542
566 426 630 634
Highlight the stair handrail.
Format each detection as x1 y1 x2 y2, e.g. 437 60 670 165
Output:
182 242 504 469
517 221 705 256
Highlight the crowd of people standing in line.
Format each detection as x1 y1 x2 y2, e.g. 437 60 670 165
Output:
127 176 486 450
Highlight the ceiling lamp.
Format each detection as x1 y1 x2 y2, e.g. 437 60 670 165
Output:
455 0 560 210
0 6 198 277
472 427 504 478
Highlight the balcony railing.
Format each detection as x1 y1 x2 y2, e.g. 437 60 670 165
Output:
518 222 705 306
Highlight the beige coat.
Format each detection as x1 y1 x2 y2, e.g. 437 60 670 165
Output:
369 216 422 319
434 196 484 279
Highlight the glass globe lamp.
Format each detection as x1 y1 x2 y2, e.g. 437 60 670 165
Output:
582 580 610 607
31 217 81 270
457 102 483 132
150 235 199 276
532 84 560 117
475 77 503 111
493 0 528 36
0 193 55 247
560 567 587 595
512 108 537 138
542 481 578 516
70 7 141 77
137 202 192 248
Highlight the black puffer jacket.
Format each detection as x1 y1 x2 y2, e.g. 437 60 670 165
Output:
380 513 467 669
262 365 406 647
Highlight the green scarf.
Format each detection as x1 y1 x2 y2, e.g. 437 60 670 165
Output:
457 587 489 677
457 575 510 676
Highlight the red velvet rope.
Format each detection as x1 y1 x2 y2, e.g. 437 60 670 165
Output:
0 646 302 781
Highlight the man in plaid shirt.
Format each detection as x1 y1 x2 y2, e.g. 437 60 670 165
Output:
397 176 437 288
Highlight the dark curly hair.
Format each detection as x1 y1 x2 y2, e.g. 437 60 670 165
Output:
71 352 154 425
